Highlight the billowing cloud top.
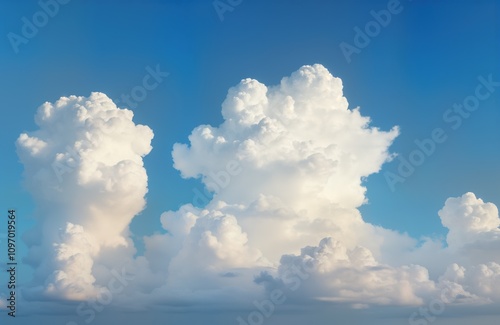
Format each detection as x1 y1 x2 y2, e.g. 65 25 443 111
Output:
16 92 153 300
173 64 399 210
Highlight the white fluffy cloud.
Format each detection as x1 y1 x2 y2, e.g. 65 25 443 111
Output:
152 64 433 305
17 92 153 300
163 204 269 295
439 192 500 248
159 65 500 308
43 223 99 300
431 193 500 304
169 64 401 264
16 66 500 313
262 237 436 306
173 64 399 211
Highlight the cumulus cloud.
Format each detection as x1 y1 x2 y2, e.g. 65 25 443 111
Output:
151 64 432 305
157 64 500 308
259 237 435 306
439 192 500 248
169 64 400 262
429 193 500 304
43 223 99 300
16 66 500 313
161 204 270 300
173 64 399 211
17 92 153 300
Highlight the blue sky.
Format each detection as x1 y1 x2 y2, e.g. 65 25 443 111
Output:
0 0 499 324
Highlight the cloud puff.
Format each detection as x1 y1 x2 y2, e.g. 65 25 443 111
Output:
437 263 495 304
43 223 99 300
431 193 500 303
163 204 269 294
259 237 435 306
16 92 153 300
439 192 500 248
